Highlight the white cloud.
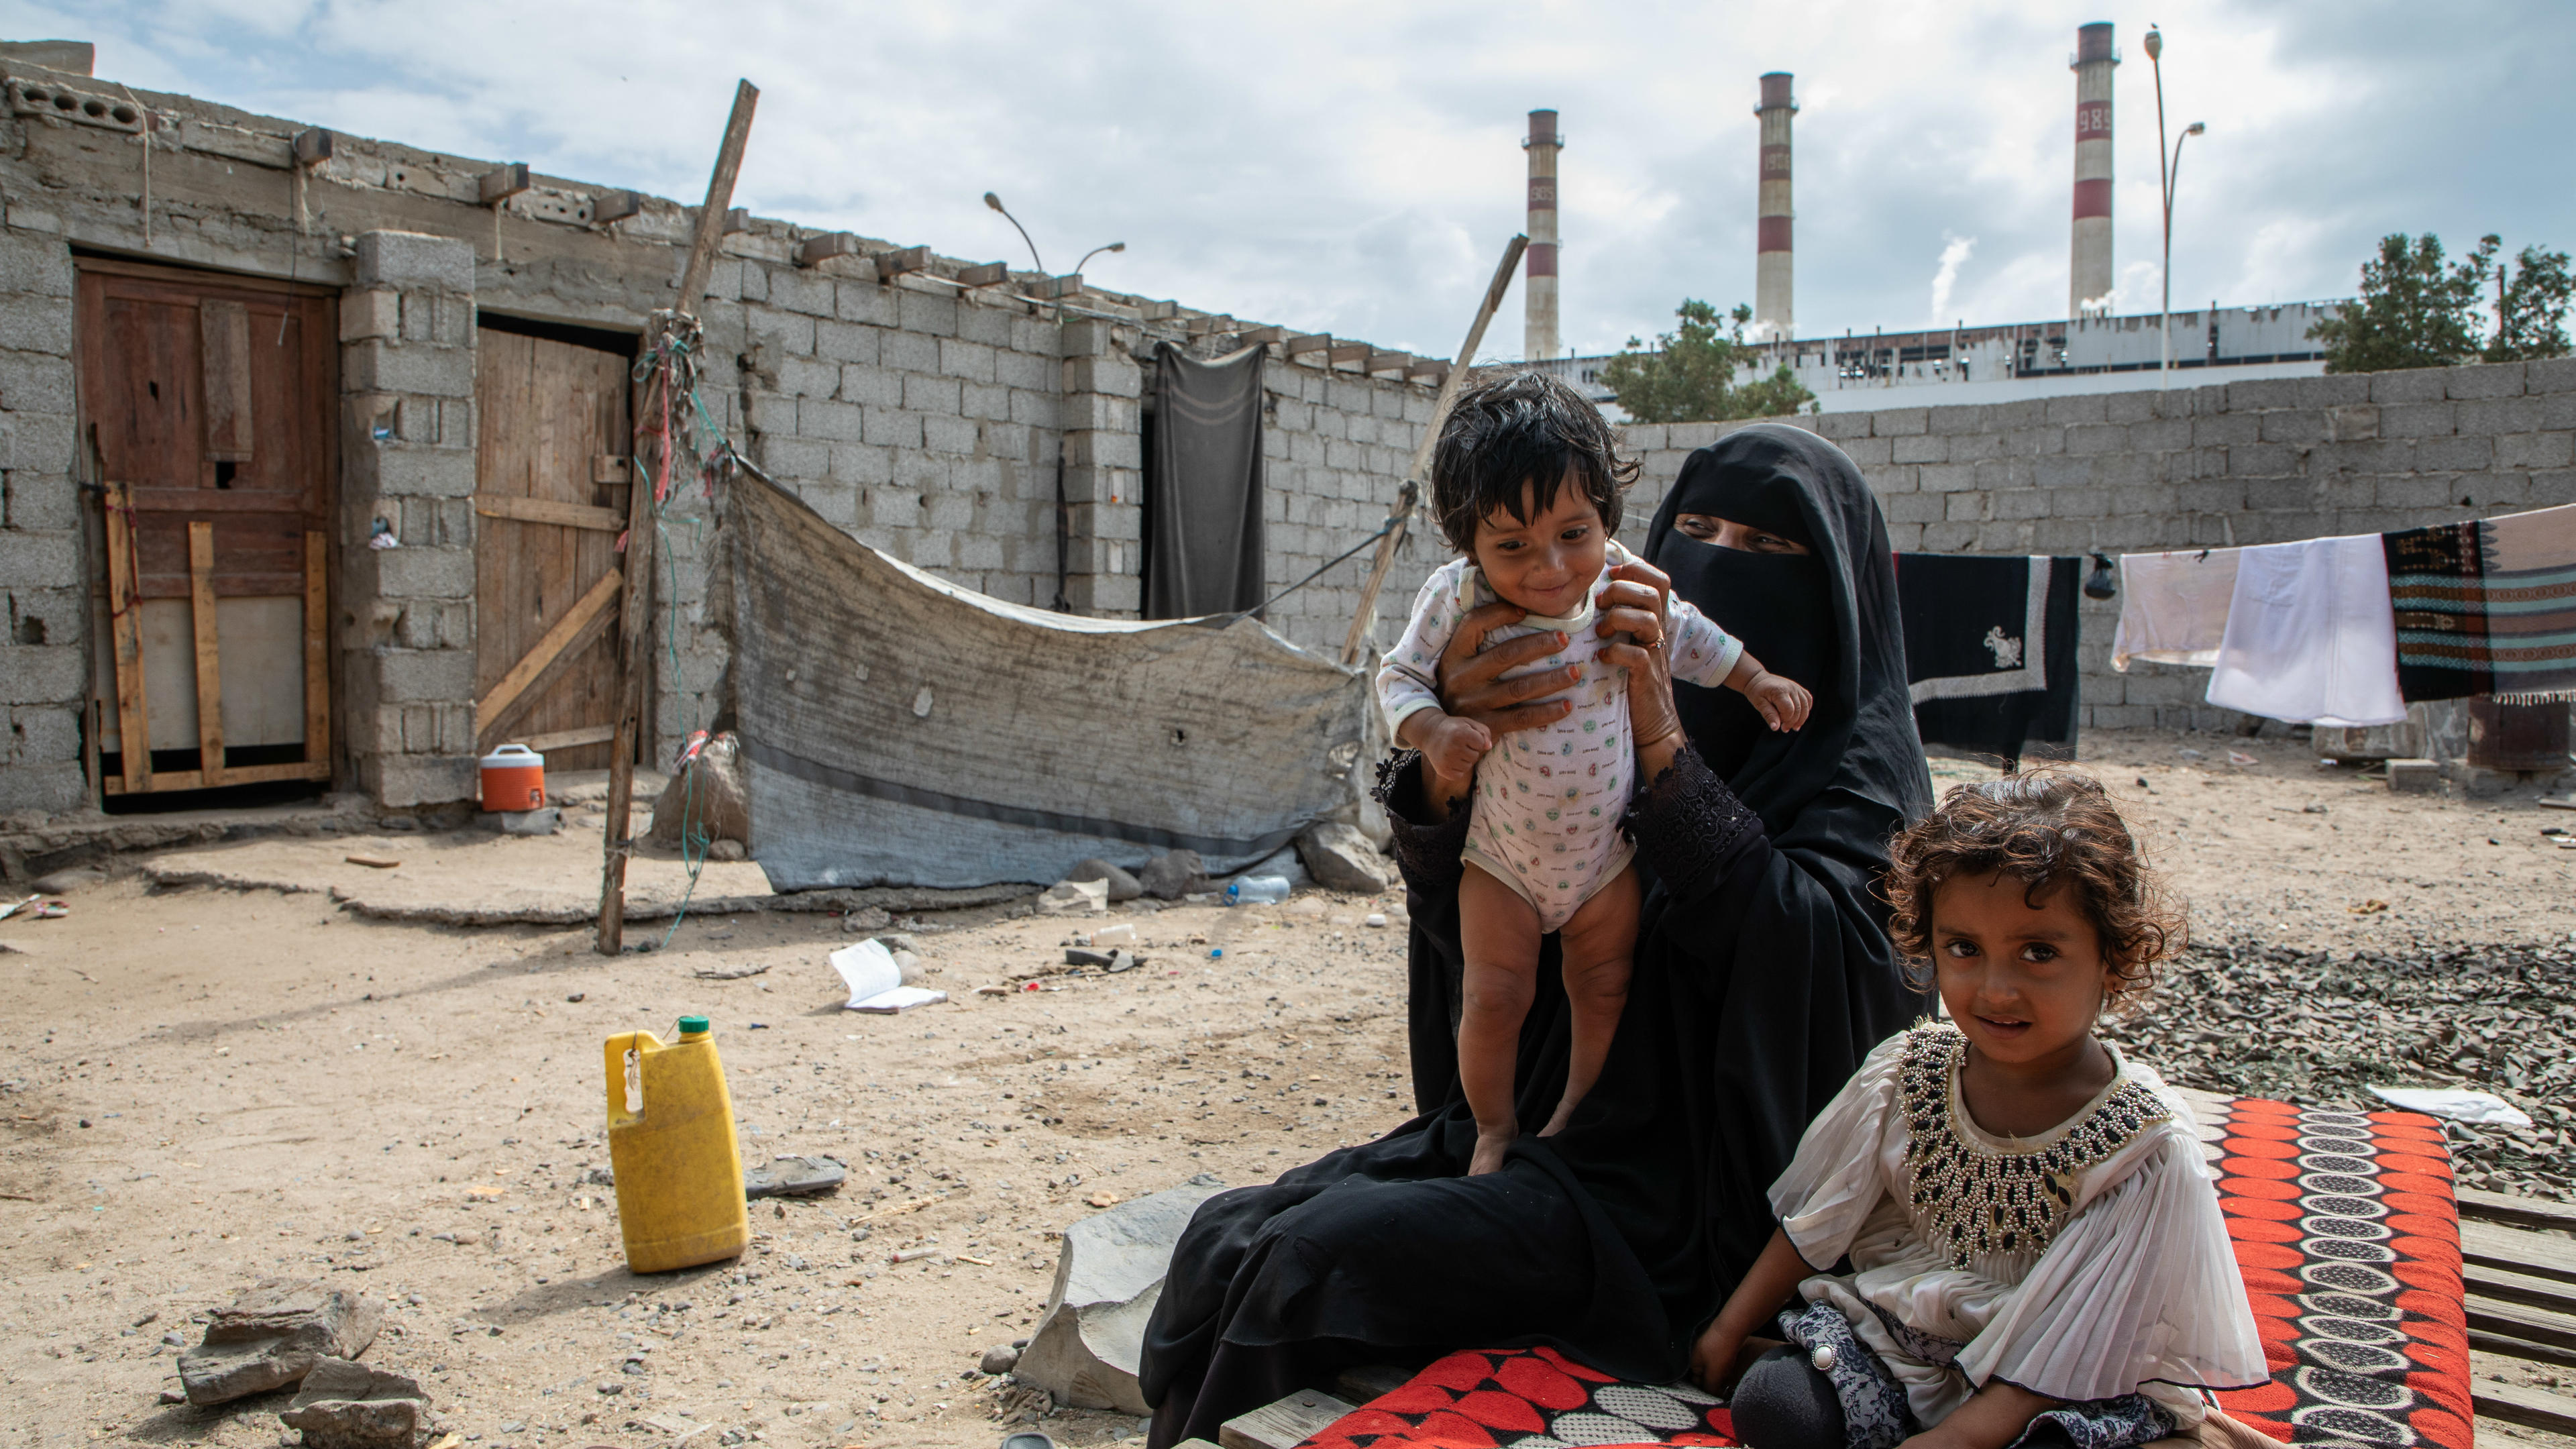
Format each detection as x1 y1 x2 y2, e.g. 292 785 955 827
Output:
16 0 2574 356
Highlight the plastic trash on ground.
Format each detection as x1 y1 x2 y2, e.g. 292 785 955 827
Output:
2367 1085 2533 1127
832 938 946 1013
1226 875 1293 906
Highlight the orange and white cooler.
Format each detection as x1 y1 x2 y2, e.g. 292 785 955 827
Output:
479 743 547 812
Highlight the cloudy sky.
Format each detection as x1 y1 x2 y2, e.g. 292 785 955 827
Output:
26 1 2576 362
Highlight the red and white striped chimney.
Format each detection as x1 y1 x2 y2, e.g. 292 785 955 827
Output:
1754 73 1795 341
2068 21 2118 317
1525 109 1560 362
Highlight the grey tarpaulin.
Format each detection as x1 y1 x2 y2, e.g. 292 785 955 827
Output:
715 468 1367 892
1143 341 1267 619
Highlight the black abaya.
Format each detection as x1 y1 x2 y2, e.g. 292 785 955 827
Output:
1141 425 1933 1448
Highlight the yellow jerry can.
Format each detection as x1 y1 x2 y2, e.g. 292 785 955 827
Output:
604 1016 749 1273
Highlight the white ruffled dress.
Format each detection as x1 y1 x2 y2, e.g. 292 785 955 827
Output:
1769 1027 2268 1431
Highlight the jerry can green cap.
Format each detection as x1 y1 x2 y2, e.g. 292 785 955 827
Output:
678 1016 710 1036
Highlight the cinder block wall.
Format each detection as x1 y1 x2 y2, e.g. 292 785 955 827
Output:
1612 358 2576 732
0 225 83 812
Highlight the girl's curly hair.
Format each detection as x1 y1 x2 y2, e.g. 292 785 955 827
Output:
1884 767 2186 1009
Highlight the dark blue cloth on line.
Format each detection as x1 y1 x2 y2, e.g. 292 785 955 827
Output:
1898 553 2082 762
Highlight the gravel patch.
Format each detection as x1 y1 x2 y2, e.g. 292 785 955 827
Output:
2103 938 2576 1201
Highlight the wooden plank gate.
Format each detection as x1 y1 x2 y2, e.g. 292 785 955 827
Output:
79 258 335 796
471 317 633 770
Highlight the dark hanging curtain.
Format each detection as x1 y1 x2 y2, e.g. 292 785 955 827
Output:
1900 553 2082 765
1143 341 1267 619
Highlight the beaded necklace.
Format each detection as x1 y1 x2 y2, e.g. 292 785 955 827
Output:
1899 1023 2166 1268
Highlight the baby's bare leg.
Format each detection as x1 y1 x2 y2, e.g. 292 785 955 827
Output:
1457 862 1543 1177
1542 864 1641 1137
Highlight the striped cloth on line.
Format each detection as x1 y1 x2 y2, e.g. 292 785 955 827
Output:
2382 502 2576 704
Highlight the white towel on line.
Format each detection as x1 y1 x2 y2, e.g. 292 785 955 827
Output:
2110 548 2239 671
2204 534 2408 727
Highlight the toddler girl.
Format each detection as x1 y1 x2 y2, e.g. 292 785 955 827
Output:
1379 373 1811 1177
1693 770 2264 1449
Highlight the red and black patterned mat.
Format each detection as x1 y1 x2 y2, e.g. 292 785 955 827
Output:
1294 1097 2469 1448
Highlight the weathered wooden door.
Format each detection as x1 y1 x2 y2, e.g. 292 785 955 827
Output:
78 259 335 796
472 319 633 771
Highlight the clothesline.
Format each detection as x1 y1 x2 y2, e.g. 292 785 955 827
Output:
2107 501 2576 726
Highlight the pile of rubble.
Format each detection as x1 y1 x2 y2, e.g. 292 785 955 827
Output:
2102 939 2576 1200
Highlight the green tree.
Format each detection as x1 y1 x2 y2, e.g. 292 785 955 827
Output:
1601 299 1817 423
2310 232 2573 371
2487 241 2574 362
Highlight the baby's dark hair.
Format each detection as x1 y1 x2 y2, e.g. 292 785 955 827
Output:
1884 767 2185 1009
1429 370 1639 553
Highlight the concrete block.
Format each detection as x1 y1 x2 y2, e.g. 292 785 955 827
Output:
0 231 72 299
957 302 1014 348
1917 463 1978 493
897 289 959 339
352 231 474 292
0 351 74 415
376 648 474 704
2369 368 2449 404
2524 356 2576 393
1943 492 1988 523
814 319 881 366
1063 355 1142 398
766 268 837 317
1890 433 1947 464
376 546 474 601
901 372 963 416
2224 378 2307 411
862 407 924 449
374 446 476 498
2531 469 2576 507
0 643 78 705
2417 434 2495 472
2257 410 2326 444
0 291 82 353
755 435 830 482
800 396 867 442
2044 394 2108 425
828 442 894 487
375 754 476 808
343 343 473 398
2065 422 2129 455
775 354 839 398
2385 758 2438 793
339 290 399 342
923 413 980 455
832 277 898 327
873 327 938 376
2447 362 2526 399
838 364 902 409
961 380 1010 422
2456 395 2548 436
745 307 816 357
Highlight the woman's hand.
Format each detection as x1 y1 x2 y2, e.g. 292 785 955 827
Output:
1595 557 1687 782
1688 1321 1748 1395
1420 601 1582 819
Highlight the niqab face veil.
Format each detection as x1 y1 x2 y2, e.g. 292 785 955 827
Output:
1642 424 1933 833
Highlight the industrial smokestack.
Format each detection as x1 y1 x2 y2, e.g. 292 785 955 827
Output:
1754 73 1796 341
2069 21 2118 318
1525 109 1560 362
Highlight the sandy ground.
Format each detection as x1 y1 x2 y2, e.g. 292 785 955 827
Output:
7 727 2573 1448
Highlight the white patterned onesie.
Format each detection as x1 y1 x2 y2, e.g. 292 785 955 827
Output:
1377 541 1743 931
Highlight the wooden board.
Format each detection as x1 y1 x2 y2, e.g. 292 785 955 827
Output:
2465 1219 2576 1287
474 325 631 771
304 531 330 772
1219 1389 1354 1449
103 759 328 795
199 299 254 463
2474 1379 2576 1436
2461 1186 2576 1234
474 494 625 531
186 521 225 786
519 723 618 753
2469 1263 2576 1318
103 480 150 792
476 568 623 740
2467 1295 2576 1354
2473 1327 2576 1371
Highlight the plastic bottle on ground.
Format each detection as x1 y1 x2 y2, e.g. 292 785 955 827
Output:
1226 875 1293 906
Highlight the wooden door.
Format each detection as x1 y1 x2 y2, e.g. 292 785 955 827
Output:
472 320 633 771
78 260 335 795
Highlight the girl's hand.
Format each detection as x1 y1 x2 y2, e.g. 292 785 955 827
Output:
1688 1321 1747 1395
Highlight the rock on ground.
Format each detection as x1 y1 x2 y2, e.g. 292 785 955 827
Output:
1297 822 1391 894
1136 849 1208 901
648 733 751 847
1013 1177 1229 1413
178 1279 382 1406
1039 879 1109 915
1067 859 1144 902
278 1358 431 1449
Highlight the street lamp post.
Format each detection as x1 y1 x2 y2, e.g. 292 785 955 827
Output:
983 191 1045 276
1075 240 1126 275
2144 28 2206 388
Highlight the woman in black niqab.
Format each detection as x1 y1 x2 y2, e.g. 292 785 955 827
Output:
1140 423 1932 1449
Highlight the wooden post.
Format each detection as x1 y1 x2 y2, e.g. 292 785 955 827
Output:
102 480 151 792
186 521 226 788
1338 233 1527 667
598 78 759 956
